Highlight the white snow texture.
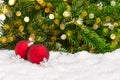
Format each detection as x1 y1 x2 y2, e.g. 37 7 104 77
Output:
0 49 120 80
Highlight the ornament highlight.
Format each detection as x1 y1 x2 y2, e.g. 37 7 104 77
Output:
15 40 32 59
27 44 49 64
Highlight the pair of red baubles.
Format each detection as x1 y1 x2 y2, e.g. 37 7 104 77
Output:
15 40 49 64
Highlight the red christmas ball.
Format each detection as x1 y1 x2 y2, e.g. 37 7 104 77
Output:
27 44 49 64
15 40 32 59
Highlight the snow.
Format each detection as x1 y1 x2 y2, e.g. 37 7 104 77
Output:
0 50 120 80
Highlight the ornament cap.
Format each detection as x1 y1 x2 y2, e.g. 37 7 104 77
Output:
28 41 34 47
29 33 35 42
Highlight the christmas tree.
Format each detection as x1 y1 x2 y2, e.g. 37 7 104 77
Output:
0 0 120 53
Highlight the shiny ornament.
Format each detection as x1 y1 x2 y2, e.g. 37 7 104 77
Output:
19 25 24 32
113 22 118 27
36 0 44 5
27 44 49 64
76 18 83 25
110 34 116 40
111 1 116 6
61 34 67 40
108 24 114 30
60 24 65 30
63 10 71 17
3 24 10 30
81 11 87 17
103 28 109 34
54 19 60 25
8 0 16 6
51 36 57 42
34 4 41 10
89 13 94 19
16 11 21 17
45 7 50 13
98 6 103 10
95 17 101 24
105 16 111 22
36 0 46 7
3 6 9 14
15 40 33 59
63 0 68 1
49 14 54 19
0 14 6 21
92 24 99 30
66 5 71 10
0 37 7 44
55 43 62 49
8 36 14 42
24 16 30 22
77 34 82 40
97 2 103 7
66 30 72 37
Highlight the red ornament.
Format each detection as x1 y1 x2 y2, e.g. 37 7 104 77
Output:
27 44 49 64
15 40 33 59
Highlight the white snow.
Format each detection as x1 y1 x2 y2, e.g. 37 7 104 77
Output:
0 49 120 80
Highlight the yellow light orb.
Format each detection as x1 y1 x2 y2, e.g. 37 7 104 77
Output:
54 19 60 25
103 28 109 33
113 22 118 27
108 25 114 30
105 16 111 22
36 0 44 4
16 11 21 17
49 14 54 19
76 18 83 25
92 24 99 30
0 37 7 44
19 25 24 32
89 13 94 19
95 17 101 24
24 16 30 22
63 0 68 1
8 0 16 6
51 36 57 42
66 30 72 37
61 34 67 40
81 11 87 17
45 7 50 13
8 36 14 42
63 10 71 18
110 33 116 40
0 14 6 21
3 24 10 30
55 43 62 49
60 24 65 30
111 1 116 6
34 4 41 10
